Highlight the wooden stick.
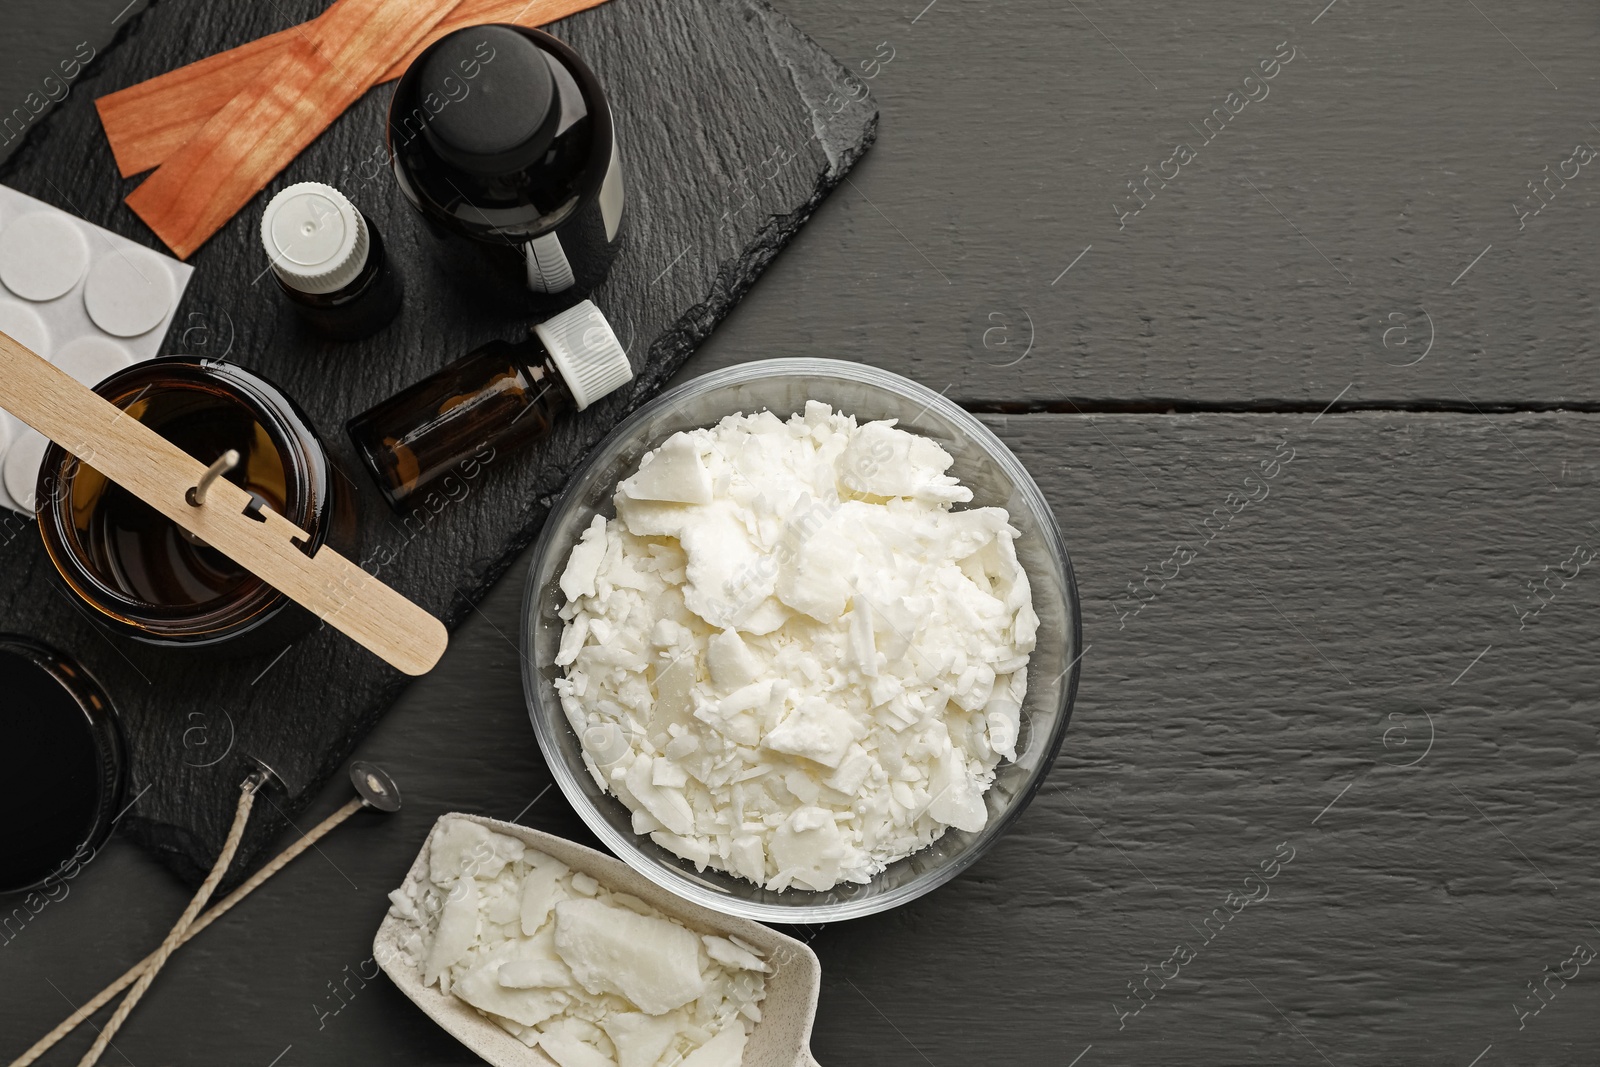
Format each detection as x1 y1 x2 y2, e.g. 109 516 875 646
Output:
124 0 464 259
0 330 448 676
95 0 611 179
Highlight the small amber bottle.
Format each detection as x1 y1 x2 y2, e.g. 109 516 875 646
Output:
261 182 402 341
347 300 632 511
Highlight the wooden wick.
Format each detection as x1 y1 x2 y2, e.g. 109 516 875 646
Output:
186 449 239 507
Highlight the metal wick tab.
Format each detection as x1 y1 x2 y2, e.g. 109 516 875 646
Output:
187 449 240 507
246 754 289 795
350 760 403 812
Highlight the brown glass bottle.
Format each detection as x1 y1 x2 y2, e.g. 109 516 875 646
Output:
347 300 631 512
261 182 402 342
388 24 625 309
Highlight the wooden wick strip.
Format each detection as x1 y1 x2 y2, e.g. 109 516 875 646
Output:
95 0 610 179
0 331 448 675
94 24 304 180
124 0 465 259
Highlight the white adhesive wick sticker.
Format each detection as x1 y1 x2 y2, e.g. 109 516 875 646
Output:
3 427 50 513
0 213 90 302
0 298 52 358
0 412 18 514
84 249 175 338
52 335 136 387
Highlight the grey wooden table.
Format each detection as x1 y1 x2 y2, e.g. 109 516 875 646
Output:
2 1 1597 1064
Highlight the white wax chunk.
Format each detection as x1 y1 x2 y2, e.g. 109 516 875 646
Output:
679 1024 747 1067
619 433 713 505
423 877 480 986
552 897 706 1014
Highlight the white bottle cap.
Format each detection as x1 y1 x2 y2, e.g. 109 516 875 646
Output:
534 300 634 410
260 182 370 295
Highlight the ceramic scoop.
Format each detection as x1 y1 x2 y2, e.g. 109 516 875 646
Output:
0 329 448 675
376 814 826 1067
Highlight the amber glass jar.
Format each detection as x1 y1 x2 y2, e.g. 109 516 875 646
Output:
35 357 357 652
0 635 125 895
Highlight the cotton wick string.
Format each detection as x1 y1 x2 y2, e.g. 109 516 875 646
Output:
73 777 257 1067
9 794 366 1067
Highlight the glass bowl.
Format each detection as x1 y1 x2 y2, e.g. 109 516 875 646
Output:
522 359 1081 922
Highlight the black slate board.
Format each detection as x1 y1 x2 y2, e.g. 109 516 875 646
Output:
0 0 875 886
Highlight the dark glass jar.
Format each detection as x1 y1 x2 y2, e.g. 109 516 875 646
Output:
388 24 625 309
0 635 125 895
347 299 631 511
35 357 357 653
261 182 403 342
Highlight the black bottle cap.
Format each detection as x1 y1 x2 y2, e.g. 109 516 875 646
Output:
420 25 561 177
0 637 125 895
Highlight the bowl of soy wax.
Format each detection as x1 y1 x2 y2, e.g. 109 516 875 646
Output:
523 359 1081 922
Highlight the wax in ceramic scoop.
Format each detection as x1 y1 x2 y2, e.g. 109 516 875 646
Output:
376 814 826 1066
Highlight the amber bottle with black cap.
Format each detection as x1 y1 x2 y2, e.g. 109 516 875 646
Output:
388 24 625 305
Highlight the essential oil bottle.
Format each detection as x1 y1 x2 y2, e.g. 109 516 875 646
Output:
347 300 633 511
260 182 402 341
388 24 625 307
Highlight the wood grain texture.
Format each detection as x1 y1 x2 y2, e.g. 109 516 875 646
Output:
124 0 463 257
1 2 1596 1066
0 0 875 887
94 0 613 178
4 410 1596 1066
95 25 310 179
0 332 448 676
681 0 1600 409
